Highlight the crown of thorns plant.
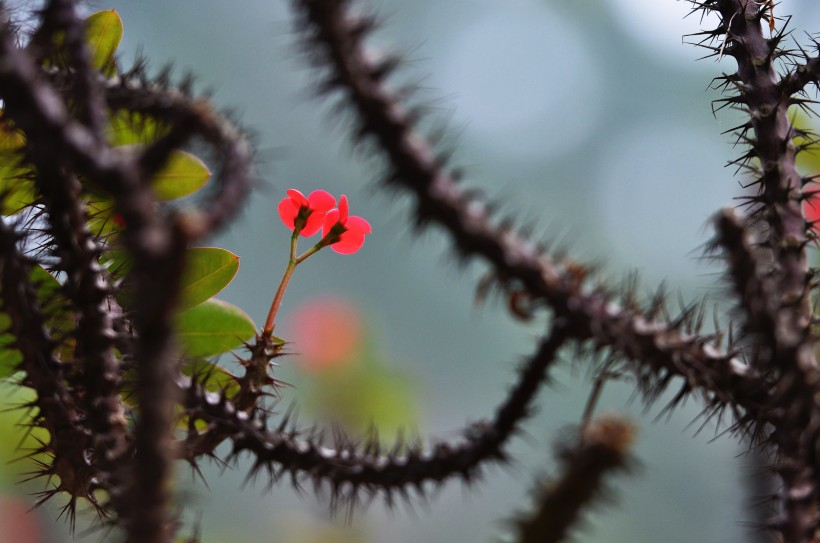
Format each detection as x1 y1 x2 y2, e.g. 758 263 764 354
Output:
0 0 818 542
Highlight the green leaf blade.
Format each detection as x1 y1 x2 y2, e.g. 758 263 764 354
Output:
180 248 240 310
175 299 255 358
0 168 36 216
84 10 123 71
0 313 22 379
0 121 35 216
151 150 211 200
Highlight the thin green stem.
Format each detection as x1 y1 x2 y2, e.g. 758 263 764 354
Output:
262 231 300 335
262 229 340 336
295 238 328 264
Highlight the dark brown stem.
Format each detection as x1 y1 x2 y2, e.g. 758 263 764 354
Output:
126 224 188 543
711 2 819 540
180 323 570 499
514 417 635 543
0 220 98 528
37 0 106 137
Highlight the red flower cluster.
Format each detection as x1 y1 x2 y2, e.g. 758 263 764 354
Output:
278 189 372 254
278 189 335 237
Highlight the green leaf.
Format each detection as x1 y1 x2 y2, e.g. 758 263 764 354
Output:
0 384 50 486
180 248 240 309
84 10 123 72
151 150 211 200
102 247 239 310
100 249 131 280
0 164 36 216
0 121 23 150
0 122 35 215
0 313 22 378
790 108 820 176
175 299 255 358
29 264 62 300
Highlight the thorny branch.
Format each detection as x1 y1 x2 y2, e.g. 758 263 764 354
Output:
1 0 820 542
290 0 820 540
512 417 635 543
178 322 570 503
291 0 771 419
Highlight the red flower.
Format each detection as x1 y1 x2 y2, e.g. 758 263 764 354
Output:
806 195 820 232
112 213 126 229
278 189 336 236
322 195 372 254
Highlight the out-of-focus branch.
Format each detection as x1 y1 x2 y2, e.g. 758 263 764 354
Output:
290 0 769 425
101 80 254 238
35 0 106 136
704 2 820 540
513 417 635 543
0 219 98 527
713 210 780 361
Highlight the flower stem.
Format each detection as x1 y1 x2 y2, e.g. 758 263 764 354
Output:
262 231 300 335
262 231 338 336
295 238 328 264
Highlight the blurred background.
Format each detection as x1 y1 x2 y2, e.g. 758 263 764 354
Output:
4 0 820 542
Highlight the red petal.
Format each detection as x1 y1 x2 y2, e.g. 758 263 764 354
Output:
806 196 820 227
301 211 327 237
322 209 341 238
345 216 371 234
286 188 308 207
338 194 349 224
331 231 366 254
278 198 299 230
308 190 336 212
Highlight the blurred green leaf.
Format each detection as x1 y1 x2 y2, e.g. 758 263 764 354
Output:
180 248 239 309
0 384 50 488
0 166 36 216
84 193 122 238
175 299 255 357
104 146 210 201
790 108 820 175
308 359 417 440
0 122 35 216
106 111 167 146
84 10 123 72
103 247 239 311
0 122 23 150
29 264 61 299
100 249 130 280
151 150 211 200
0 313 21 379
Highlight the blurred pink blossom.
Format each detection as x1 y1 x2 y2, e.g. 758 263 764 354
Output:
0 496 42 543
288 296 364 372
